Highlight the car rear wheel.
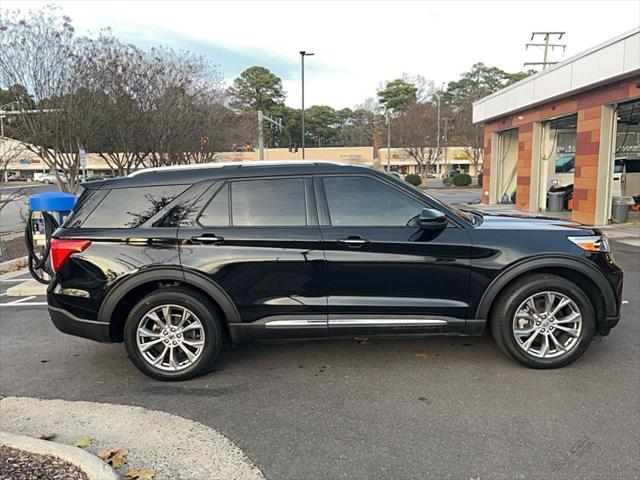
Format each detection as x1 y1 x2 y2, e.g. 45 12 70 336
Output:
124 287 223 381
490 274 595 368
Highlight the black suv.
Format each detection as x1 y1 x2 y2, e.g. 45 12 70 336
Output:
47 162 623 380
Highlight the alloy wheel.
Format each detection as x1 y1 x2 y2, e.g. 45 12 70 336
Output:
512 291 583 359
136 304 205 371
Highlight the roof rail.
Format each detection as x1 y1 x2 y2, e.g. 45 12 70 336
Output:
128 160 345 177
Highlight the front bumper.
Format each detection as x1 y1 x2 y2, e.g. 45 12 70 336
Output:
48 306 112 343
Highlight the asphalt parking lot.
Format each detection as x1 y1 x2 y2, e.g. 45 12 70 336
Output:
0 239 638 480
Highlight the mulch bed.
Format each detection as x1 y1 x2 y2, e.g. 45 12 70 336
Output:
0 446 89 480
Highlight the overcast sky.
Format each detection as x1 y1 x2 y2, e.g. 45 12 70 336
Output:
4 0 640 109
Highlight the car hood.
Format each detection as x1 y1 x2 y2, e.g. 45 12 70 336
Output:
471 209 595 233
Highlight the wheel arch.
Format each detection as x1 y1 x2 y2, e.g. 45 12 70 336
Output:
476 256 616 331
99 266 240 342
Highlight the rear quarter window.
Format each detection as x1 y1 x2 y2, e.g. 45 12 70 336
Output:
81 185 188 228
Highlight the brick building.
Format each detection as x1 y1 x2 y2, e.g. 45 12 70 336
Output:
473 28 640 225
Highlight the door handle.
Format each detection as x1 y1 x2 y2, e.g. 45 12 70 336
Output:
191 234 224 244
337 236 370 247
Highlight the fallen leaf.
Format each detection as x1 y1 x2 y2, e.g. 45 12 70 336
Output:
35 433 55 441
98 447 128 468
415 352 428 359
74 436 93 448
124 468 156 480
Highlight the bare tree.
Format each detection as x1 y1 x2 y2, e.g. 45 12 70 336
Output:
402 101 442 182
0 6 108 193
0 138 30 213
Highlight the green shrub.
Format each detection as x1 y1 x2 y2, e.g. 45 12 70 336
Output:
405 173 421 186
453 173 472 187
477 172 483 186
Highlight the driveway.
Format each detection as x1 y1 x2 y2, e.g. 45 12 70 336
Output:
0 241 638 480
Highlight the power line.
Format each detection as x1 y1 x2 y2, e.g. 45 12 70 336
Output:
525 32 566 70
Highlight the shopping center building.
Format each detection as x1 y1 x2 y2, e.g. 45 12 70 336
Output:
473 27 639 225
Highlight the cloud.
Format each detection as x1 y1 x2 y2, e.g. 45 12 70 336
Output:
4 0 639 109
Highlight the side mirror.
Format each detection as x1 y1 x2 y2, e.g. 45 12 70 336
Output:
419 208 447 229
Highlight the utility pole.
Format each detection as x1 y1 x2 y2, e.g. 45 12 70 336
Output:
525 32 566 70
258 111 264 160
443 117 450 177
257 110 283 161
300 51 314 159
435 92 441 178
386 111 391 172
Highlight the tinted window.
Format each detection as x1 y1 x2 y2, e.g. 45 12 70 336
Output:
83 185 187 228
198 184 230 226
323 176 422 226
63 189 108 228
231 178 306 226
625 159 640 173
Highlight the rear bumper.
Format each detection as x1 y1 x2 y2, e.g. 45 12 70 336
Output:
48 306 112 343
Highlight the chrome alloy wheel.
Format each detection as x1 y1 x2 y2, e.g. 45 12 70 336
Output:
512 291 583 359
136 304 205 371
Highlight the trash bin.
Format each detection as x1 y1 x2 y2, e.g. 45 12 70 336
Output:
547 191 564 212
611 196 634 223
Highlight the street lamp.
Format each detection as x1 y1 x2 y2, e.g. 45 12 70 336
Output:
300 51 314 159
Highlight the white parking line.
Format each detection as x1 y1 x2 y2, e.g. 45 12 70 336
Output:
0 296 48 306
4 296 36 304
0 278 32 283
0 301 48 307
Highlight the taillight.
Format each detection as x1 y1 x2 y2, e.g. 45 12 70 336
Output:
50 239 91 272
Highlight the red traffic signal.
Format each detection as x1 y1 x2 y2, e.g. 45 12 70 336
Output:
200 136 209 148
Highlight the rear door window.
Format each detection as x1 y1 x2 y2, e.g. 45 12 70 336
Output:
82 185 187 228
230 178 306 227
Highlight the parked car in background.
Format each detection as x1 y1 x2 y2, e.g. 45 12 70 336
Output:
47 161 623 380
5 173 27 182
37 172 67 184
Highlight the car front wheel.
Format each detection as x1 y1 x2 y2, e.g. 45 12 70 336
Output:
124 287 223 381
490 274 595 368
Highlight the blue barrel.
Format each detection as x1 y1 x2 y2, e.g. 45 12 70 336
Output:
29 192 76 224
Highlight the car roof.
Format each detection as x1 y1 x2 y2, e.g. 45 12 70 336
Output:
89 160 377 189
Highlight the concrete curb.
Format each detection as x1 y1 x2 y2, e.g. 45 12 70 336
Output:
0 431 118 480
0 256 28 275
1 396 266 480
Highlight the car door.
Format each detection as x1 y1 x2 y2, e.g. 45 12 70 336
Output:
177 176 327 341
316 174 472 337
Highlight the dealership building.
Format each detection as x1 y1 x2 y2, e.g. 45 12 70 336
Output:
473 27 639 225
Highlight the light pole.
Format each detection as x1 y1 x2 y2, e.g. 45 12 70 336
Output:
386 110 391 172
434 92 441 178
300 51 314 159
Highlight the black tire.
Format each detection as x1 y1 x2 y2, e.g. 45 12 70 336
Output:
124 287 224 381
43 179 51 184
490 273 595 368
